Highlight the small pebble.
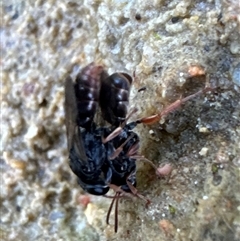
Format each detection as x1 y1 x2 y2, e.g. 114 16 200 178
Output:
199 127 209 133
199 147 208 156
203 195 208 200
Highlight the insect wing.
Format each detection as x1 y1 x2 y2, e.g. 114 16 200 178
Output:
64 76 88 162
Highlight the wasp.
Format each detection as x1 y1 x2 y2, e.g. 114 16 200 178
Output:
65 63 210 232
64 63 112 196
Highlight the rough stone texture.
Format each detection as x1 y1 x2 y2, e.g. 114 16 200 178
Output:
1 0 240 240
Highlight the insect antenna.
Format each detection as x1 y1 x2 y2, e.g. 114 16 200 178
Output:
114 192 120 232
106 191 121 232
106 193 116 226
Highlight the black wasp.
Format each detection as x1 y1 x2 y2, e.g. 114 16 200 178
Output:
65 62 209 232
64 63 139 232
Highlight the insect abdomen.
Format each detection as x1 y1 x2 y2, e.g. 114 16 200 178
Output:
74 63 103 129
100 73 132 126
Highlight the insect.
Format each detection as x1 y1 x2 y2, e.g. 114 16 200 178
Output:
65 63 112 196
98 72 152 231
65 62 210 232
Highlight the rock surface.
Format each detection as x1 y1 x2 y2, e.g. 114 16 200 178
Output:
1 0 240 240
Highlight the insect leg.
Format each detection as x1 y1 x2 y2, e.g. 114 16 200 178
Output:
126 179 151 206
105 191 122 233
102 126 123 144
109 133 136 160
114 192 120 233
138 87 213 125
129 154 163 176
107 182 150 232
108 184 134 199
126 142 140 157
106 192 117 226
101 108 138 144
